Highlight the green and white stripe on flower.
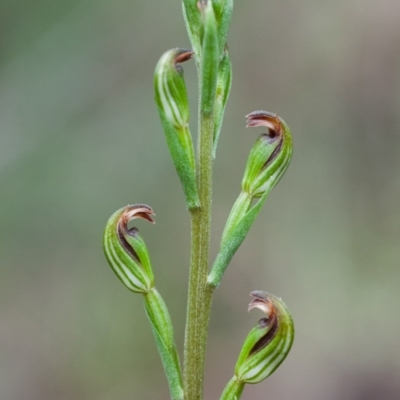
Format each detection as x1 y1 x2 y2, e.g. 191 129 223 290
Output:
154 48 192 130
220 291 294 399
235 291 294 384
242 111 293 198
103 205 155 294
154 49 200 210
208 112 293 288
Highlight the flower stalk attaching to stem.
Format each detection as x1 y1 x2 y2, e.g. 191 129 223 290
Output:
208 112 293 289
103 206 183 400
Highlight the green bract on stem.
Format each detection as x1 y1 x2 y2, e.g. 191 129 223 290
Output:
182 0 202 57
208 111 293 288
212 0 234 57
220 292 294 400
213 46 232 157
103 206 183 400
199 0 219 114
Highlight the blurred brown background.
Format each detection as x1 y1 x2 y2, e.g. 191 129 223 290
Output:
1 0 400 399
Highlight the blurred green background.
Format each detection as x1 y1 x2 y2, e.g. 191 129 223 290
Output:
1 0 400 399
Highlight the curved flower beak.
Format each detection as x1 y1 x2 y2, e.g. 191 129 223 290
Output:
103 205 155 294
234 291 295 384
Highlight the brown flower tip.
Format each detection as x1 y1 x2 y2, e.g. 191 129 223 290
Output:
248 291 277 321
116 205 155 260
246 111 282 139
121 204 155 228
174 49 194 64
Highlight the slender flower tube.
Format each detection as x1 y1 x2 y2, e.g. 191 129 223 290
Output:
220 291 294 399
154 49 200 210
103 205 184 400
208 111 293 288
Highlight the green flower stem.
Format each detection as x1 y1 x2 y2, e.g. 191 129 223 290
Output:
207 188 271 289
183 109 215 400
220 377 245 400
183 2 220 398
220 191 252 245
144 288 184 400
208 114 293 289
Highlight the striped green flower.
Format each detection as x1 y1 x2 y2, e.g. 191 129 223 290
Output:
221 291 294 399
154 49 200 210
103 204 155 294
208 112 293 288
154 48 192 130
242 111 293 198
235 291 294 383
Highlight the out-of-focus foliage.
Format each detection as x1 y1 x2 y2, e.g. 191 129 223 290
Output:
1 1 400 399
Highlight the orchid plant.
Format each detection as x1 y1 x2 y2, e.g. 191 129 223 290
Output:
103 1 294 399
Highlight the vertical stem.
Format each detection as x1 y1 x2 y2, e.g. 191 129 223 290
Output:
183 75 215 399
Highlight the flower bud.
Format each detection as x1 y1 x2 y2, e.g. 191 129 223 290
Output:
154 49 200 209
213 46 232 157
182 0 202 56
242 111 293 197
212 0 234 55
103 205 155 294
235 291 294 384
183 0 234 59
154 48 192 130
199 0 219 114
